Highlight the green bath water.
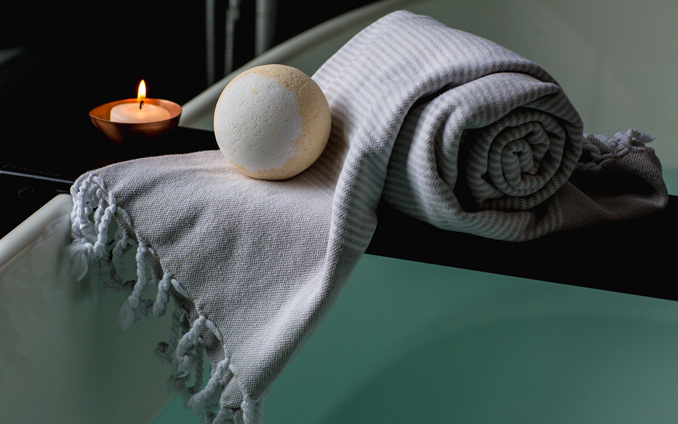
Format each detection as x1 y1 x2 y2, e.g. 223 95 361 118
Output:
151 254 678 424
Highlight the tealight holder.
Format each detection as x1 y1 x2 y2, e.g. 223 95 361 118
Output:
89 98 182 144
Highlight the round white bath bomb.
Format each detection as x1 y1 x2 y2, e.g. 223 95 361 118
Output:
214 64 331 180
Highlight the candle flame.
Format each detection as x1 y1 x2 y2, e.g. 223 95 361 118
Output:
137 80 147 103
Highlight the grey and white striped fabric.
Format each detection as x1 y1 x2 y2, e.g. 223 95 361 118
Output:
68 11 667 424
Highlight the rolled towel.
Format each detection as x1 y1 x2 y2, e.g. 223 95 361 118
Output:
314 11 667 242
67 10 667 424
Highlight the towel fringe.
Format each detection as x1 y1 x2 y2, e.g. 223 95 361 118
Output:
68 172 254 424
155 304 188 362
166 340 207 406
576 129 654 173
119 242 149 329
171 277 190 298
241 392 266 424
174 315 207 377
189 356 231 417
152 274 173 316
212 407 236 424
106 224 131 294
166 315 214 418
188 318 239 423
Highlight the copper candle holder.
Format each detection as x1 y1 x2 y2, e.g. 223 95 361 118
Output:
89 98 182 144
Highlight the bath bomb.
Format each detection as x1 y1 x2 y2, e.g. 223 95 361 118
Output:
214 64 332 180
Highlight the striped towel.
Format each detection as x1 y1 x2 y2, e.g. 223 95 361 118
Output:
68 11 667 424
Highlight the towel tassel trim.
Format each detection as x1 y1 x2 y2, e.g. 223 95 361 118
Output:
165 311 242 424
68 172 259 424
575 129 654 174
118 241 151 329
155 303 188 362
105 219 133 294
166 312 207 409
241 392 267 424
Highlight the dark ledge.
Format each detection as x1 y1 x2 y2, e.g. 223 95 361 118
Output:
4 126 675 301
368 197 676 301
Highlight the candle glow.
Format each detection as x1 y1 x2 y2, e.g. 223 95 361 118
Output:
138 80 147 103
109 80 171 123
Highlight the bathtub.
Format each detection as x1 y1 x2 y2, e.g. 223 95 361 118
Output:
2 0 677 423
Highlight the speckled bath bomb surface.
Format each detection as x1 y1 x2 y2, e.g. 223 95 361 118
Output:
213 64 332 180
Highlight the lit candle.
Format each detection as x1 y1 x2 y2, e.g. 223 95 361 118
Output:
109 80 171 123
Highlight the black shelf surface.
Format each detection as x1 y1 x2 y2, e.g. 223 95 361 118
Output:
368 199 676 301
1 125 219 237
3 126 675 302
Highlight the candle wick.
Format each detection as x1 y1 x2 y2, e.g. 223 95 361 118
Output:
139 100 144 110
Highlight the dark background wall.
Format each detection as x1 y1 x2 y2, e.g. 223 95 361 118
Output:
0 1 376 152
0 0 376 111
0 0 375 236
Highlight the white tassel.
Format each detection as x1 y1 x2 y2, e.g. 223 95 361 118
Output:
152 274 173 317
212 406 236 424
156 305 187 362
67 173 120 291
576 129 655 174
171 278 190 298
241 392 266 424
174 315 207 377
119 242 150 329
66 242 96 281
111 218 129 277
189 356 230 416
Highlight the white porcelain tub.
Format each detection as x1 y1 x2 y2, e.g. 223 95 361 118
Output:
2 0 677 422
